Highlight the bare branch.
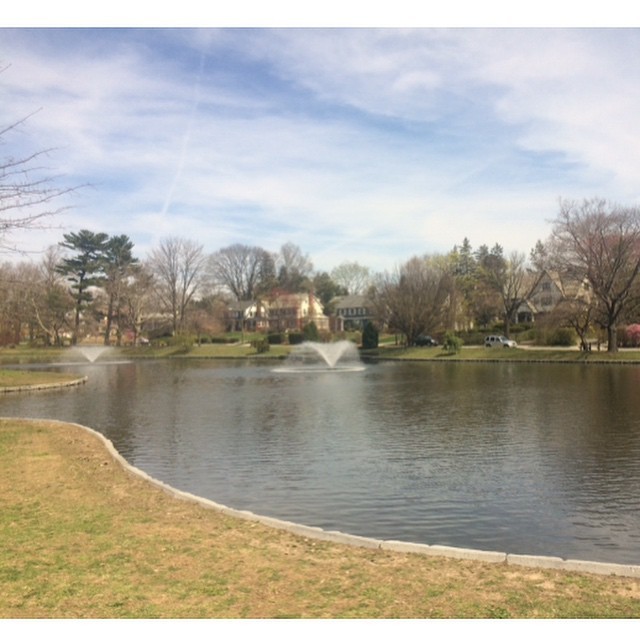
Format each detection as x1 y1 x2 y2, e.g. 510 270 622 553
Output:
1 106 82 253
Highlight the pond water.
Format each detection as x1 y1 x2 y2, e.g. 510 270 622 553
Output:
2 358 640 565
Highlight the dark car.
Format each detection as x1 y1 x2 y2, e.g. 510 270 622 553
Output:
415 335 438 347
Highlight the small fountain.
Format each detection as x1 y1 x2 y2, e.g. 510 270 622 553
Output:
72 345 113 363
274 340 365 373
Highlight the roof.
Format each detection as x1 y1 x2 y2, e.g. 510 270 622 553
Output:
332 294 372 309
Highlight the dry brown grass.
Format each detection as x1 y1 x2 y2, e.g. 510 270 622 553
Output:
1 418 639 619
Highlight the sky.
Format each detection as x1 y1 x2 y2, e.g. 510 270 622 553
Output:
2 7 640 274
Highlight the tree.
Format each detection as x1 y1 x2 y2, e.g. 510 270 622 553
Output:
371 255 451 346
0 261 32 344
31 245 74 346
208 244 274 300
330 261 371 295
551 294 595 351
56 229 109 345
102 235 138 346
446 239 475 331
119 264 154 346
276 242 313 292
147 237 206 336
1 109 78 253
549 198 640 352
302 320 319 342
362 320 379 349
478 245 545 338
312 271 347 315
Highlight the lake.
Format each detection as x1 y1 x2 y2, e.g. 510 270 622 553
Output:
2 357 639 564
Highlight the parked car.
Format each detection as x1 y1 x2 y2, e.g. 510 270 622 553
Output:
415 335 438 347
484 334 517 348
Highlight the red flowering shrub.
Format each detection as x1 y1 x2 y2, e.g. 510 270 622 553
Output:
625 324 640 347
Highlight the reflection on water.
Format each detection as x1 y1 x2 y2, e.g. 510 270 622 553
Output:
2 359 639 564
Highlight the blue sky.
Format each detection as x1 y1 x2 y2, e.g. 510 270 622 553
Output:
2 19 640 273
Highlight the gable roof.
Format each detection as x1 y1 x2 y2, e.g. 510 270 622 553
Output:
333 294 372 309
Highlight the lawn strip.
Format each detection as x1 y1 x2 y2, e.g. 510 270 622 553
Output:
1 418 639 618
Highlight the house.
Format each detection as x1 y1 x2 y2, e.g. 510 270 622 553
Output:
332 294 375 331
266 291 329 332
225 300 269 332
517 270 591 324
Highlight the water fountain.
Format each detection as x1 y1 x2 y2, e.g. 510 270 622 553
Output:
274 340 365 373
72 345 113 363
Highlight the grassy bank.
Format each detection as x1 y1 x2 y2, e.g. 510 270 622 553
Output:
366 345 640 363
4 342 640 366
1 418 639 618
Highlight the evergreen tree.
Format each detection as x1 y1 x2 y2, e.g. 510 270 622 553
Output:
56 229 109 344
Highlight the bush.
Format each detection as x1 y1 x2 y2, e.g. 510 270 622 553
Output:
168 334 194 354
302 321 319 342
288 332 304 345
362 321 379 349
457 330 485 346
544 328 575 346
267 333 284 345
251 339 270 354
624 324 640 347
442 332 463 353
302 320 320 342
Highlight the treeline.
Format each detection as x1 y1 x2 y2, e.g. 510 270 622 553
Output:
0 232 370 347
2 198 640 353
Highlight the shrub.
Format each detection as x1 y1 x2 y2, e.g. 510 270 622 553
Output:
288 332 304 345
442 332 463 353
209 336 239 344
168 334 194 354
267 333 284 345
302 321 319 342
625 324 640 347
362 321 379 349
251 339 270 354
547 328 575 346
457 330 485 346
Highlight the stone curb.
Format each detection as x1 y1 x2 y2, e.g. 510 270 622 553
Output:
0 377 88 393
25 418 640 580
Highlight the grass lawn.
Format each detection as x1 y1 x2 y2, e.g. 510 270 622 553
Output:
1 342 640 619
364 345 640 363
1 418 639 619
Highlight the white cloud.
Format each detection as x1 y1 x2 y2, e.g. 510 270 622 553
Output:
3 27 640 272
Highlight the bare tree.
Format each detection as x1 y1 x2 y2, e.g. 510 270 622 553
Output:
32 246 74 346
1 112 78 253
550 198 640 352
147 237 206 335
207 243 274 300
102 235 138 346
330 261 371 295
371 255 451 346
119 264 154 346
551 295 595 351
478 245 545 338
276 242 313 292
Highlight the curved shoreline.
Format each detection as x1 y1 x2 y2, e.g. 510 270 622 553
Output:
35 417 640 581
0 376 88 394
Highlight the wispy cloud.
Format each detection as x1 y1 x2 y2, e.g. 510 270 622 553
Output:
2 27 640 271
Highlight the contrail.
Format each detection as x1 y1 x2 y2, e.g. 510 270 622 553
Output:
159 51 206 217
